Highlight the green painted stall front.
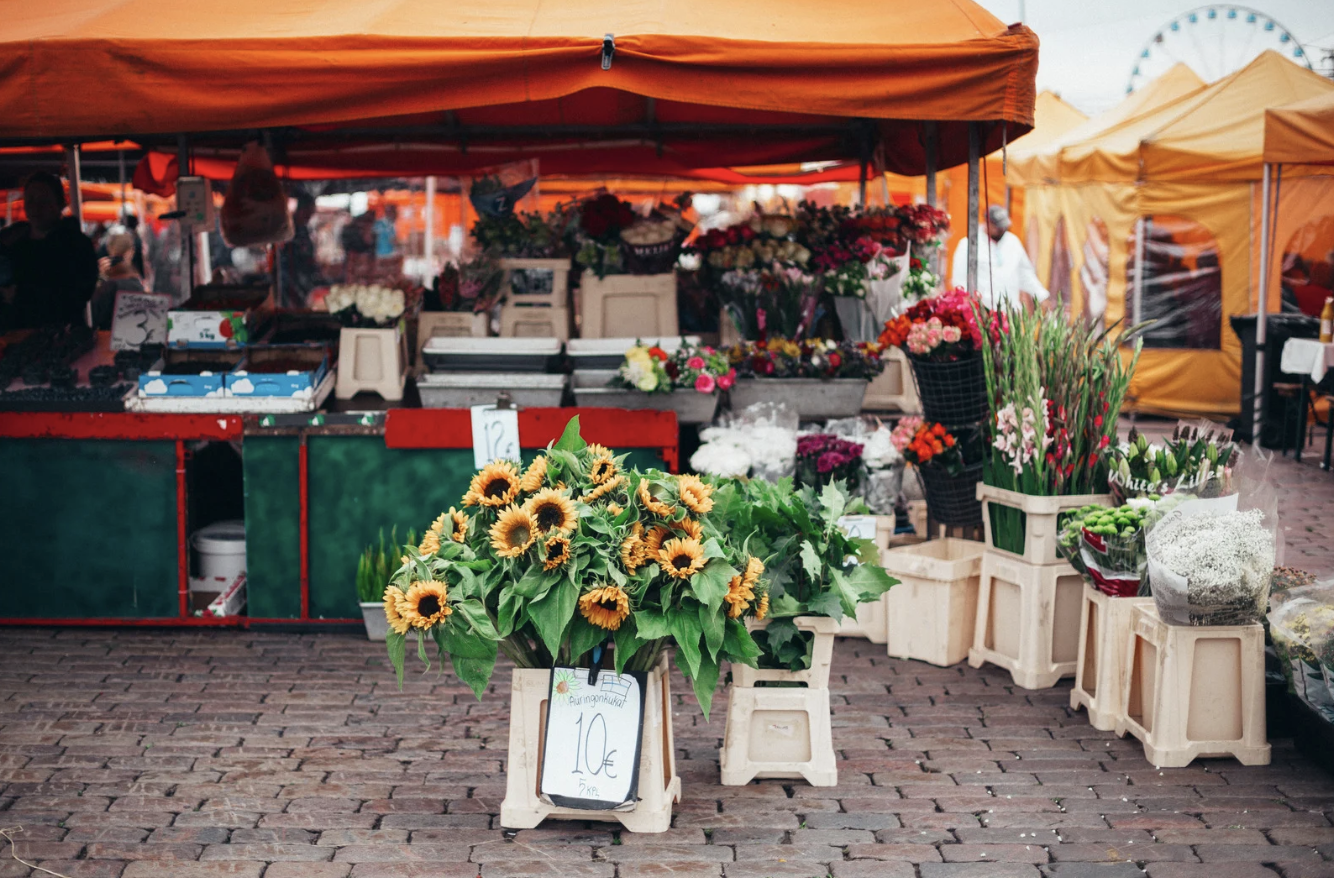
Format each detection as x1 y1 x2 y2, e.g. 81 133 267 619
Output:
0 439 179 619
244 435 666 620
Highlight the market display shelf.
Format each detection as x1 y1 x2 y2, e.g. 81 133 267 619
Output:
126 369 334 414
567 336 700 371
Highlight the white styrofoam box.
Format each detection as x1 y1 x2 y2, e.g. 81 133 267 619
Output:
417 372 566 409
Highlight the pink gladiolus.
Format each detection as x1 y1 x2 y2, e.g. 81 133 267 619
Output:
695 373 716 394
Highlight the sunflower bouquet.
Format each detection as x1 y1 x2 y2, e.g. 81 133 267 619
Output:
382 416 769 716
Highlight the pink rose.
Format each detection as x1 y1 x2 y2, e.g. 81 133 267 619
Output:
942 326 962 344
686 356 706 371
717 368 736 390
695 373 716 394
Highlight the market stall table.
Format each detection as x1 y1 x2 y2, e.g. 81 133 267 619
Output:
1278 337 1334 465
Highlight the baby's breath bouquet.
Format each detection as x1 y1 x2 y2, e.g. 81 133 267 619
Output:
382 416 768 716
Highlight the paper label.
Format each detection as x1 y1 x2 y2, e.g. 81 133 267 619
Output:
539 666 645 810
471 405 520 469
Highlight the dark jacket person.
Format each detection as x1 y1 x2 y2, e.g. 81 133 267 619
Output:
0 172 100 330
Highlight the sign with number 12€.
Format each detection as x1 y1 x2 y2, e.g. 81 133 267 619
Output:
539 666 646 810
470 405 520 469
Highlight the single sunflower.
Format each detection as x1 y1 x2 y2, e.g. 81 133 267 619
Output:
724 574 754 619
755 591 770 621
586 443 613 460
582 474 624 503
519 455 548 493
468 461 521 508
542 535 572 571
742 555 765 590
383 587 411 635
588 453 618 486
674 517 705 541
643 525 671 559
418 518 442 556
489 506 537 558
523 488 578 534
401 580 451 629
660 537 706 580
637 478 676 516
607 502 624 516
578 584 631 631
448 507 469 543
620 525 645 573
677 474 715 515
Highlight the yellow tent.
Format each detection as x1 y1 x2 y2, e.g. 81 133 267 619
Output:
1021 52 1334 416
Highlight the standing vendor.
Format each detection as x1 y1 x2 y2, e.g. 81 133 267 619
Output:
0 173 100 330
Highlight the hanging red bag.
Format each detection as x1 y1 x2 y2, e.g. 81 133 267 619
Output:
220 142 294 247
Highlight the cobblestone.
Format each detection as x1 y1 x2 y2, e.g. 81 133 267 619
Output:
0 625 1330 878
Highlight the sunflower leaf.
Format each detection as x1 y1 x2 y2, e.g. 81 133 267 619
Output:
567 617 607 665
688 650 720 722
848 563 897 602
386 631 406 688
510 565 550 599
723 618 762 667
702 538 726 560
689 559 735 613
669 610 703 678
698 602 725 661
553 415 586 452
416 630 429 669
454 598 499 641
438 625 497 700
529 579 576 659
612 618 643 675
495 586 520 637
633 609 671 640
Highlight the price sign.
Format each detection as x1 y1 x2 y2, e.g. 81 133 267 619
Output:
539 666 646 810
837 515 879 565
111 292 171 351
470 404 520 469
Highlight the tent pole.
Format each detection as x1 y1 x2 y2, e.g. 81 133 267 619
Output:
118 148 127 219
924 122 938 207
1132 217 1146 328
858 157 868 208
1253 163 1271 447
65 144 84 227
178 135 194 303
425 175 437 277
966 123 979 294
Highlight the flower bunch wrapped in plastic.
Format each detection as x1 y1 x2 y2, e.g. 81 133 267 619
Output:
382 417 770 716
1146 507 1276 626
1111 423 1240 503
891 417 963 474
879 287 985 361
795 433 864 490
324 283 407 326
614 344 672 393
729 338 885 380
670 345 735 394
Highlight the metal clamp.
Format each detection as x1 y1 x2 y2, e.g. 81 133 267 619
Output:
601 34 615 70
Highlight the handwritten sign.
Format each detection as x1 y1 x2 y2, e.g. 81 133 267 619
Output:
837 515 879 565
470 405 520 469
539 666 646 810
111 292 171 351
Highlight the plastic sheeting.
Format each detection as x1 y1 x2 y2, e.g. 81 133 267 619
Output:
1126 216 1223 350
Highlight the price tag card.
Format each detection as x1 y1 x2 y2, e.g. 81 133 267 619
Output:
837 515 878 542
470 405 520 469
539 666 646 811
110 291 171 351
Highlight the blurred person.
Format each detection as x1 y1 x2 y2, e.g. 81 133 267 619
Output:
91 232 145 329
373 203 399 258
280 190 324 306
0 172 99 330
951 205 1049 310
122 213 146 277
341 210 375 255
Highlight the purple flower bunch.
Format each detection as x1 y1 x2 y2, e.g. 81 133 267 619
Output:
796 434 864 490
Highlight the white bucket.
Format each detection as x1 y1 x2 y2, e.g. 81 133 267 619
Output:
191 520 247 587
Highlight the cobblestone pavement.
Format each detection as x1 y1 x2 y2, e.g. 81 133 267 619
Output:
2 629 1333 878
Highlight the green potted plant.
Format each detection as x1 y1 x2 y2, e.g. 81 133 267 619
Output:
357 528 412 642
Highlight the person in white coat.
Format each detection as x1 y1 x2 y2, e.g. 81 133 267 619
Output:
951 205 1050 310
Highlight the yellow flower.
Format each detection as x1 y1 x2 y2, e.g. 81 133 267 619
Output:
519 456 548 493
660 537 705 580
523 488 578 534
587 443 614 460
426 512 448 536
468 461 521 508
637 478 676 517
582 474 624 504
677 474 714 515
542 535 571 571
742 556 765 590
400 580 451 629
383 587 411 635
643 525 671 559
489 506 537 558
674 518 704 541
579 585 631 631
620 523 645 573
448 508 469 543
418 529 442 557
755 591 770 621
724 574 754 619
589 453 618 486
608 503 624 516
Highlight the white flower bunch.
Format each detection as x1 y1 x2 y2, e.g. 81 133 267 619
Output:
693 423 798 480
690 442 752 479
1149 507 1275 625
861 427 903 471
325 284 406 324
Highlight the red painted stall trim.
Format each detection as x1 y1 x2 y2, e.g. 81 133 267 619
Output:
0 412 244 441
383 407 679 471
0 616 363 627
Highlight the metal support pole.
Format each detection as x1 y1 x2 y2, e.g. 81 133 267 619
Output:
966 123 980 294
1132 216 1146 328
924 123 938 207
1253 163 1271 447
118 148 127 219
858 157 869 209
424 175 437 275
178 135 194 302
64 145 84 226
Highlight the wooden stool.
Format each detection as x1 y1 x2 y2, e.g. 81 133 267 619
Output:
335 326 406 401
722 617 839 787
968 549 1085 690
1116 602 1270 768
1071 587 1153 731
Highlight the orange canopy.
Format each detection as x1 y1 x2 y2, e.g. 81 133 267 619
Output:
1264 92 1334 166
1 0 1037 176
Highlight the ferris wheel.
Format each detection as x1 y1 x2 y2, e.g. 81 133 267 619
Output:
1127 5 1313 94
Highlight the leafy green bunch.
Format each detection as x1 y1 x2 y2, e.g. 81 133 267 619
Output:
382 417 768 717
1110 423 1239 502
712 478 896 671
356 527 415 603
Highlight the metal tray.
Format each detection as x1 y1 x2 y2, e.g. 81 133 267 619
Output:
417 372 567 409
422 337 563 373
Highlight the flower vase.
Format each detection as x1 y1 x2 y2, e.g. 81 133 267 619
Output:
360 602 388 642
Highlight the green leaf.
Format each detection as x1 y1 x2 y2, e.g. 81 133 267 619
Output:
496 586 520 637
806 590 844 621
848 564 897 601
528 579 577 659
689 651 721 722
416 630 429 669
723 618 762 667
510 565 552 599
702 538 726 561
819 481 848 529
438 624 497 700
612 617 644 675
761 617 800 654
831 568 863 618
454 598 500 641
799 540 823 581
553 416 586 452
633 609 671 640
768 591 803 618
567 616 609 665
386 631 406 687
689 559 735 613
699 603 724 661
670 610 703 677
